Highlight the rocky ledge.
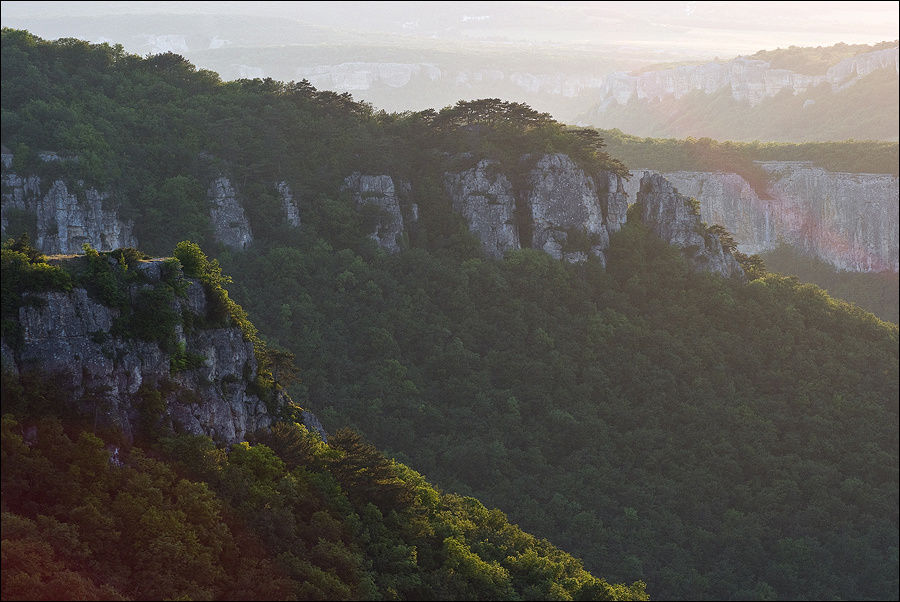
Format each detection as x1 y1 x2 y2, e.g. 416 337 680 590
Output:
1 255 279 443
638 173 744 279
442 153 629 265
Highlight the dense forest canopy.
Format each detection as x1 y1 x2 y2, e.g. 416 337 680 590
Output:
2 30 898 601
759 244 899 324
2 402 644 600
596 128 900 177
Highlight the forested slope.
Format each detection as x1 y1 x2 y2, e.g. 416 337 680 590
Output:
1 240 647 601
2 31 898 601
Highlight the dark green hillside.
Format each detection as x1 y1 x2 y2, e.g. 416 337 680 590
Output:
1 241 646 601
760 244 899 324
226 219 898 601
2 31 898 601
2 410 641 600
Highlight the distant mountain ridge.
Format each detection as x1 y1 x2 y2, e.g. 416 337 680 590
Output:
594 45 897 108
582 42 899 141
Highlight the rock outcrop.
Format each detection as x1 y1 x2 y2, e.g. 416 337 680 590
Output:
602 172 630 234
526 154 609 263
343 173 405 253
207 176 253 249
277 180 301 227
624 164 899 273
638 172 745 279
2 256 277 444
0 163 305 254
762 162 899 273
443 153 630 265
443 159 519 258
2 168 136 254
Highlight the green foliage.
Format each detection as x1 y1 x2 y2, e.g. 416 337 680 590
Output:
223 219 897 601
75 244 155 309
430 99 629 180
1 207 37 241
2 408 651 601
599 128 899 177
705 223 737 252
169 340 206 373
2 28 897 601
1 235 73 340
761 243 898 323
0 414 293 600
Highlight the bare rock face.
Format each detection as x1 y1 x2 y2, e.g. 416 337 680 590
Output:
208 177 253 249
638 172 744 279
343 173 405 253
626 169 773 255
604 172 630 233
1 172 41 233
596 46 898 108
443 159 520 258
3 257 276 444
442 153 628 265
526 154 609 264
277 180 301 227
761 162 899 273
1 169 136 253
625 165 899 273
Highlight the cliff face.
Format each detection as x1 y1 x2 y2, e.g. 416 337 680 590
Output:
442 153 630 265
277 180 301 228
1 257 277 444
2 171 136 254
294 62 607 101
343 173 408 253
3 149 742 276
1 160 266 253
527 154 609 262
207 176 253 249
596 46 899 108
624 163 900 273
638 173 745 279
762 162 899 273
443 159 520 259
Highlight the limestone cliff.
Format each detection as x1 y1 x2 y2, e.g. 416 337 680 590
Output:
277 180 301 228
596 46 899 108
2 169 136 254
343 173 406 253
526 154 610 263
207 176 253 249
443 159 519 259
638 172 745 279
2 155 300 254
624 164 899 273
443 153 630 265
294 62 607 102
1 255 278 444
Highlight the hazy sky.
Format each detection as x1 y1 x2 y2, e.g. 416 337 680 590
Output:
2 1 898 56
